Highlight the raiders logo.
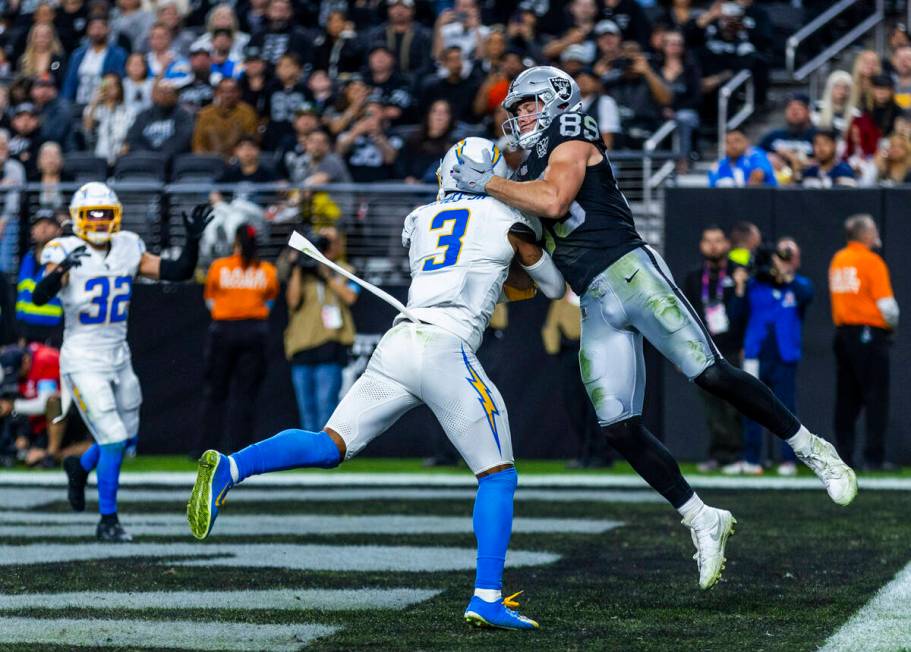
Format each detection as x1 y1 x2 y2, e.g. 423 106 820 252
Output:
549 77 572 101
535 136 549 158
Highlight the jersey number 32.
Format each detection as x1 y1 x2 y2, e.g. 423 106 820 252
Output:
79 276 132 325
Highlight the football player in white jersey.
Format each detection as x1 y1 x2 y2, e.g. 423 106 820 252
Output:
188 137 566 630
32 182 211 542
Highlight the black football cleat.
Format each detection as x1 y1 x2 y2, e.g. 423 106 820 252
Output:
63 456 88 512
96 517 133 543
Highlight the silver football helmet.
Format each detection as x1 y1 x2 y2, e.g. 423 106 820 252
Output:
501 66 583 150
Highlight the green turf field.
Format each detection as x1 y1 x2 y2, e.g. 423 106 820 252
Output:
1 473 910 651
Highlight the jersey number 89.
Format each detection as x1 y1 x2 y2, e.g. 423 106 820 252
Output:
558 113 600 141
79 276 132 325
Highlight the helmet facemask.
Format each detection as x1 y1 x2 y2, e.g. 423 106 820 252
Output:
72 205 122 245
502 95 553 150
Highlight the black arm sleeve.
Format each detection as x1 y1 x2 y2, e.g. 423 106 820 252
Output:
158 237 200 282
32 267 66 306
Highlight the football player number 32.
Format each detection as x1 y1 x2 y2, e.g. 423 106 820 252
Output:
79 276 132 325
424 208 470 271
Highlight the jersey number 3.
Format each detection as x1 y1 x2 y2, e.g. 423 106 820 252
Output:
423 208 470 271
79 276 132 325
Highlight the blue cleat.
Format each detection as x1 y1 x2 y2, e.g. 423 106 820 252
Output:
187 450 233 540
464 591 539 630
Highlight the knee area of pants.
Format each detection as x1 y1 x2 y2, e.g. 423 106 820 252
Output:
478 466 518 490
602 417 642 445
313 430 343 468
694 360 730 390
100 441 127 454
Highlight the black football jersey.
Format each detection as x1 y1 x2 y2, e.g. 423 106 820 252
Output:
515 111 645 295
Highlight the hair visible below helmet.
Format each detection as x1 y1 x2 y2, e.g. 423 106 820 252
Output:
501 66 583 149
436 137 509 200
69 182 122 246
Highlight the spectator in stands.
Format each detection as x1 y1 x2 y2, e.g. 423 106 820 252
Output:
248 0 311 66
326 77 371 137
145 22 191 88
471 27 506 79
560 43 594 78
124 81 194 160
602 0 652 47
31 73 74 151
708 129 776 187
336 99 403 182
238 0 268 36
110 0 154 53
83 73 133 164
602 41 671 147
210 136 279 205
397 99 454 183
294 128 351 187
8 103 42 176
263 52 313 150
178 45 216 112
10 2 57 63
850 49 881 115
193 78 259 159
30 142 71 209
277 103 321 169
197 224 278 454
18 24 65 88
473 47 524 122
541 0 598 63
732 237 813 476
759 94 816 172
0 130 25 275
151 2 197 57
190 4 250 63
592 19 622 78
123 52 153 115
370 0 432 77
363 44 413 124
16 209 63 347
307 69 335 115
433 0 488 62
844 114 880 187
830 215 899 470
312 10 363 78
882 23 911 77
874 133 911 185
418 46 481 125
61 16 126 105
284 226 357 432
683 225 746 473
281 128 352 227
55 0 88 53
735 0 773 62
891 46 911 110
238 45 270 117
796 130 856 188
575 67 619 149
505 6 543 62
658 27 702 171
813 71 856 133
868 74 902 138
209 28 242 83
694 2 756 120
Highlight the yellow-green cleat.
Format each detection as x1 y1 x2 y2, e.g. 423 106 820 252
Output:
187 449 233 540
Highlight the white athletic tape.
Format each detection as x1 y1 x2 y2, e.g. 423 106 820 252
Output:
0 588 440 612
0 618 336 651
0 513 622 536
819 561 911 652
0 542 560 571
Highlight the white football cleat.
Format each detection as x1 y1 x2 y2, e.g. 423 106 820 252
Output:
685 507 736 590
794 435 857 506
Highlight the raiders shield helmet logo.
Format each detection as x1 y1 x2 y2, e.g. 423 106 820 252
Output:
535 136 549 158
549 77 572 101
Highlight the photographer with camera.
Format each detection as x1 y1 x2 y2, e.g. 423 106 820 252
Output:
193 224 278 458
724 237 813 476
284 227 358 432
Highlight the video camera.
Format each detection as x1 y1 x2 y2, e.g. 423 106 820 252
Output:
751 242 793 285
296 232 331 274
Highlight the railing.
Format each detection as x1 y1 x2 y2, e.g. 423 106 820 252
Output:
642 120 680 216
717 70 755 161
786 0 885 98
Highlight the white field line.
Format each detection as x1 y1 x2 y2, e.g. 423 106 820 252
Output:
0 487 663 509
0 588 440 612
819 561 911 652
0 542 560 571
0 617 337 651
2 472 910 490
0 513 622 536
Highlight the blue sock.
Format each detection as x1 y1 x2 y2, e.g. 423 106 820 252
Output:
230 429 341 483
97 442 125 516
80 443 101 473
473 467 518 591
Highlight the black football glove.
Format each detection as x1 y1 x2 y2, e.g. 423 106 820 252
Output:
59 245 89 272
182 204 214 240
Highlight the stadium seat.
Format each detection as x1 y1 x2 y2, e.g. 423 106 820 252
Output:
63 153 109 183
172 154 225 183
113 152 168 182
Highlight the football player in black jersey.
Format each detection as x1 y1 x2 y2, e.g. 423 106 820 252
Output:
451 66 857 591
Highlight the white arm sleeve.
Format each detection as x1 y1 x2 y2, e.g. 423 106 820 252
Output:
877 297 900 329
13 386 56 417
521 251 565 299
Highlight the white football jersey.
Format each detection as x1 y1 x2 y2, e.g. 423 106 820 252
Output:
41 231 145 372
401 193 542 351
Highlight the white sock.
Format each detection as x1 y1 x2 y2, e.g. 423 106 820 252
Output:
227 456 239 483
677 493 706 525
787 426 814 455
474 588 502 603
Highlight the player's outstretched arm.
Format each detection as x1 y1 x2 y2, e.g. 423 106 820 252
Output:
140 204 213 281
507 232 565 299
32 246 88 305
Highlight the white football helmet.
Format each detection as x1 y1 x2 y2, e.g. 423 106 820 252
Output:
501 66 583 149
436 137 509 200
69 182 123 245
